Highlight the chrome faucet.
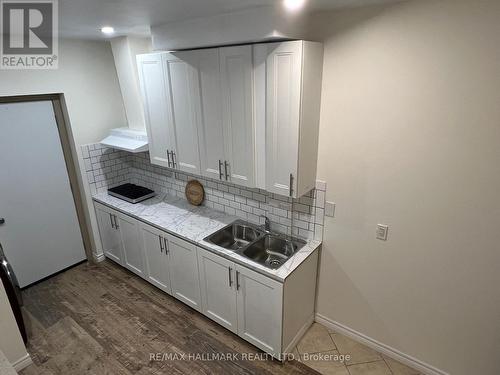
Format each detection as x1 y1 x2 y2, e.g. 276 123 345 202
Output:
259 215 271 232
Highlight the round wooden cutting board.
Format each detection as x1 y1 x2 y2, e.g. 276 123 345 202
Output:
185 180 205 206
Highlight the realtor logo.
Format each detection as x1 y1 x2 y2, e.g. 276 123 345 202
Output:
1 0 58 69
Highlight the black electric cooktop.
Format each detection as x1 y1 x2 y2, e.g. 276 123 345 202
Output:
107 183 156 204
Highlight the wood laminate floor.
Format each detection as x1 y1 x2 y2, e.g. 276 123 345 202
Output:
19 260 318 375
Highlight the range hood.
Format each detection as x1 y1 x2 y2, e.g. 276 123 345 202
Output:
100 127 148 153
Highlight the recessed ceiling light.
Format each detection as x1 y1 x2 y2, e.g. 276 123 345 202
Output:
283 0 306 12
100 26 115 35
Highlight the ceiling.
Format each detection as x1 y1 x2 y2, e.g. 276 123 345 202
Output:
59 0 401 39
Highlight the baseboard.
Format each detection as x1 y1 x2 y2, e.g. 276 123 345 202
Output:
315 313 449 375
284 313 315 354
13 353 32 371
93 252 105 262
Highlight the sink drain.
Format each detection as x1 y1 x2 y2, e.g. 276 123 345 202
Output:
269 259 282 267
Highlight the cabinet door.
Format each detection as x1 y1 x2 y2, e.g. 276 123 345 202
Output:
139 223 171 294
95 205 123 265
195 49 226 180
220 45 255 187
197 248 237 333
137 53 173 168
162 52 202 175
262 41 303 197
166 234 201 311
116 213 145 278
236 265 283 358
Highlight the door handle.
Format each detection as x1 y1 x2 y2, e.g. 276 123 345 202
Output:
224 161 229 181
167 150 172 168
159 236 164 253
109 213 115 229
218 160 224 180
228 267 233 287
236 270 240 291
0 218 4 225
113 215 119 230
289 173 294 197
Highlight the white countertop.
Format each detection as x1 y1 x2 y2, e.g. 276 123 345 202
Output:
93 192 321 282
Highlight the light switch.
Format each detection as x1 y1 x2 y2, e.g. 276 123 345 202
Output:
325 201 335 217
376 224 389 241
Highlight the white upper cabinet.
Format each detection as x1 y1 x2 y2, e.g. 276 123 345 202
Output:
136 53 172 168
195 49 226 180
137 40 322 196
162 52 202 175
255 40 323 198
220 45 255 188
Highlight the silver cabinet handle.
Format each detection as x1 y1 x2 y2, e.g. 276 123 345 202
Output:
163 237 168 255
159 236 164 253
289 173 294 197
172 151 177 169
166 150 172 168
224 161 229 180
228 267 233 287
236 270 240 290
109 213 114 229
113 215 119 229
218 160 224 180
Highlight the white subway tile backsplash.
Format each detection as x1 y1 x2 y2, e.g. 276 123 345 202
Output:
80 145 326 241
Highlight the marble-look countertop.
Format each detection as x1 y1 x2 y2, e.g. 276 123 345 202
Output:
92 192 321 282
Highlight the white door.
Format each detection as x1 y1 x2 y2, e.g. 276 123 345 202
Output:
220 45 255 187
95 205 123 265
139 223 171 294
137 53 173 168
195 49 226 181
236 265 283 358
116 213 145 278
261 41 303 197
162 52 202 174
0 101 86 287
166 234 201 311
197 248 237 333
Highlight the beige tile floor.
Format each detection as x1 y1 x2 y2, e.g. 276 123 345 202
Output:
294 323 423 375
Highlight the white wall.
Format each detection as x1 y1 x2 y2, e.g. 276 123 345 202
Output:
0 282 29 369
110 36 152 130
0 38 126 145
309 1 500 374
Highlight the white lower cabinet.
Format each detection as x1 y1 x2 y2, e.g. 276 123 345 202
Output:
116 212 145 278
139 223 172 294
95 202 318 360
198 249 238 333
166 234 202 312
197 247 285 359
235 265 283 357
95 205 123 265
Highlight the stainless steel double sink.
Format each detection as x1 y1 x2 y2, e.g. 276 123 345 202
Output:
203 220 306 270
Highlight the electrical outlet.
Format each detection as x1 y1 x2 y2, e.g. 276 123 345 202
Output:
325 201 335 217
376 224 389 241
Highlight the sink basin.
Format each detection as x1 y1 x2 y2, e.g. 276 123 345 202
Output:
241 234 306 269
204 221 264 251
